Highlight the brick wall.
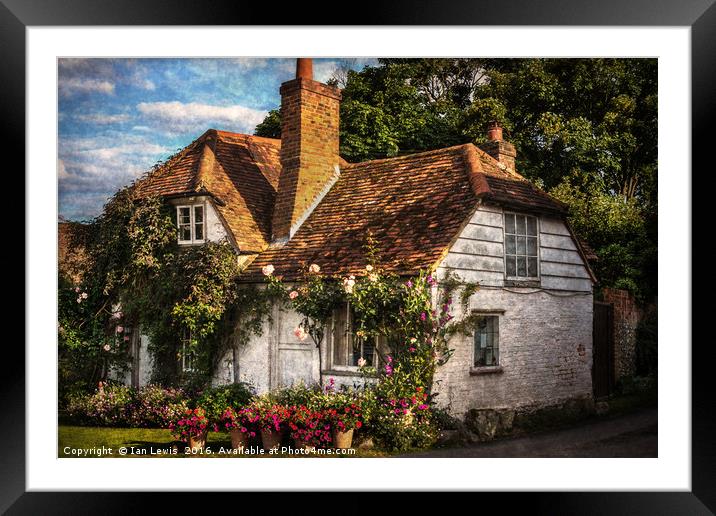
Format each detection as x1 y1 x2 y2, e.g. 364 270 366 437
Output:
432 288 594 417
272 77 341 241
602 287 642 381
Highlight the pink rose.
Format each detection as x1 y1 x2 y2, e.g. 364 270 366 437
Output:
309 263 320 273
289 290 299 300
293 326 308 342
262 264 275 276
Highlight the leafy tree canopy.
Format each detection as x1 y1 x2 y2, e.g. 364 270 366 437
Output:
255 58 657 300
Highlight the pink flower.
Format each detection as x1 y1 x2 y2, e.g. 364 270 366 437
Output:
385 364 393 375
262 264 275 276
357 357 367 368
406 280 413 288
289 290 299 300
409 347 416 352
123 336 130 341
116 326 124 333
293 326 308 341
309 263 321 274
420 312 427 321
74 286 80 293
103 344 111 351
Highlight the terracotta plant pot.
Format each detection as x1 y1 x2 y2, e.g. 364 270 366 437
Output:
188 430 208 452
261 429 283 451
230 428 249 450
332 428 354 449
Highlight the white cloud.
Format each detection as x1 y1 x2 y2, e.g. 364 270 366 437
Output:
136 101 267 135
57 159 70 179
75 113 131 124
59 77 115 97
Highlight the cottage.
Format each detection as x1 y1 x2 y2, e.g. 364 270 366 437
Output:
123 58 596 417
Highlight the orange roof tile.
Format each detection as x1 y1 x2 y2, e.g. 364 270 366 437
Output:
132 129 567 279
134 129 280 252
242 143 566 281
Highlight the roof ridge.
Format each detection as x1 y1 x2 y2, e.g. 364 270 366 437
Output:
194 131 218 192
341 143 473 168
131 129 215 193
214 129 281 146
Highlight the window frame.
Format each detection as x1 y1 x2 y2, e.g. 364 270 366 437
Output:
180 329 196 373
503 211 540 281
472 313 500 368
328 302 386 372
176 202 206 245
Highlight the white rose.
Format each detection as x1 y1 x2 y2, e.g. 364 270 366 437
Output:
262 264 275 276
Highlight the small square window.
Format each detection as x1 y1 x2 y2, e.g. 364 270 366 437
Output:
176 203 206 244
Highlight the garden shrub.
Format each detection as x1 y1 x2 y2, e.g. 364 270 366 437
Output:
66 383 135 427
65 383 189 428
194 383 255 424
127 385 188 428
363 386 438 452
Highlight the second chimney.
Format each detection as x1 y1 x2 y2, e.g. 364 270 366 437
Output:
479 121 516 172
272 58 342 243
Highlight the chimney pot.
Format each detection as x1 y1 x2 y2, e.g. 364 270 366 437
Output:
296 58 313 80
487 121 503 142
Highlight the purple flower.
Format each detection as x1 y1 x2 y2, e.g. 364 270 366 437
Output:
385 364 393 376
420 312 427 321
406 280 413 288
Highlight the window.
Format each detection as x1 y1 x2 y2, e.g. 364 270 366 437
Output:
331 302 385 369
180 329 196 373
504 212 539 279
473 315 499 367
177 204 205 244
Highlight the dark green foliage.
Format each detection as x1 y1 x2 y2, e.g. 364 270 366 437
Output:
194 383 256 424
254 58 657 303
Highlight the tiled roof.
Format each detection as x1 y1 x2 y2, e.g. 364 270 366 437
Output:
131 129 568 279
242 143 567 281
133 130 280 252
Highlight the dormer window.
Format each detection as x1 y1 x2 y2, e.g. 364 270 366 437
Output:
177 204 205 244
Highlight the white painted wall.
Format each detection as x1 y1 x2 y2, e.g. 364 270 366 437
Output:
126 201 594 417
437 202 592 292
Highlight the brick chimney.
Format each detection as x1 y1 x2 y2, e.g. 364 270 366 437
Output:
271 58 342 243
479 121 516 172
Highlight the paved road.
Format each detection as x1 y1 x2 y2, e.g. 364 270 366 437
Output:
404 408 657 458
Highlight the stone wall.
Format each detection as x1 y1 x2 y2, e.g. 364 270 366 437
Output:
432 288 594 417
602 287 642 382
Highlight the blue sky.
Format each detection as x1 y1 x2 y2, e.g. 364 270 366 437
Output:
58 58 377 221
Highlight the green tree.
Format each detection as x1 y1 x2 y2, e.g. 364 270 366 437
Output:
254 58 658 301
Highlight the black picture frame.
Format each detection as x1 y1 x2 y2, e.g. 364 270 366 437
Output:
6 0 710 513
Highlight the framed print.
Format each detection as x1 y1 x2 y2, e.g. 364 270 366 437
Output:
6 0 712 512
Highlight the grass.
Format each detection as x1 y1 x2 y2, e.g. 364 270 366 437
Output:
58 426 392 458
